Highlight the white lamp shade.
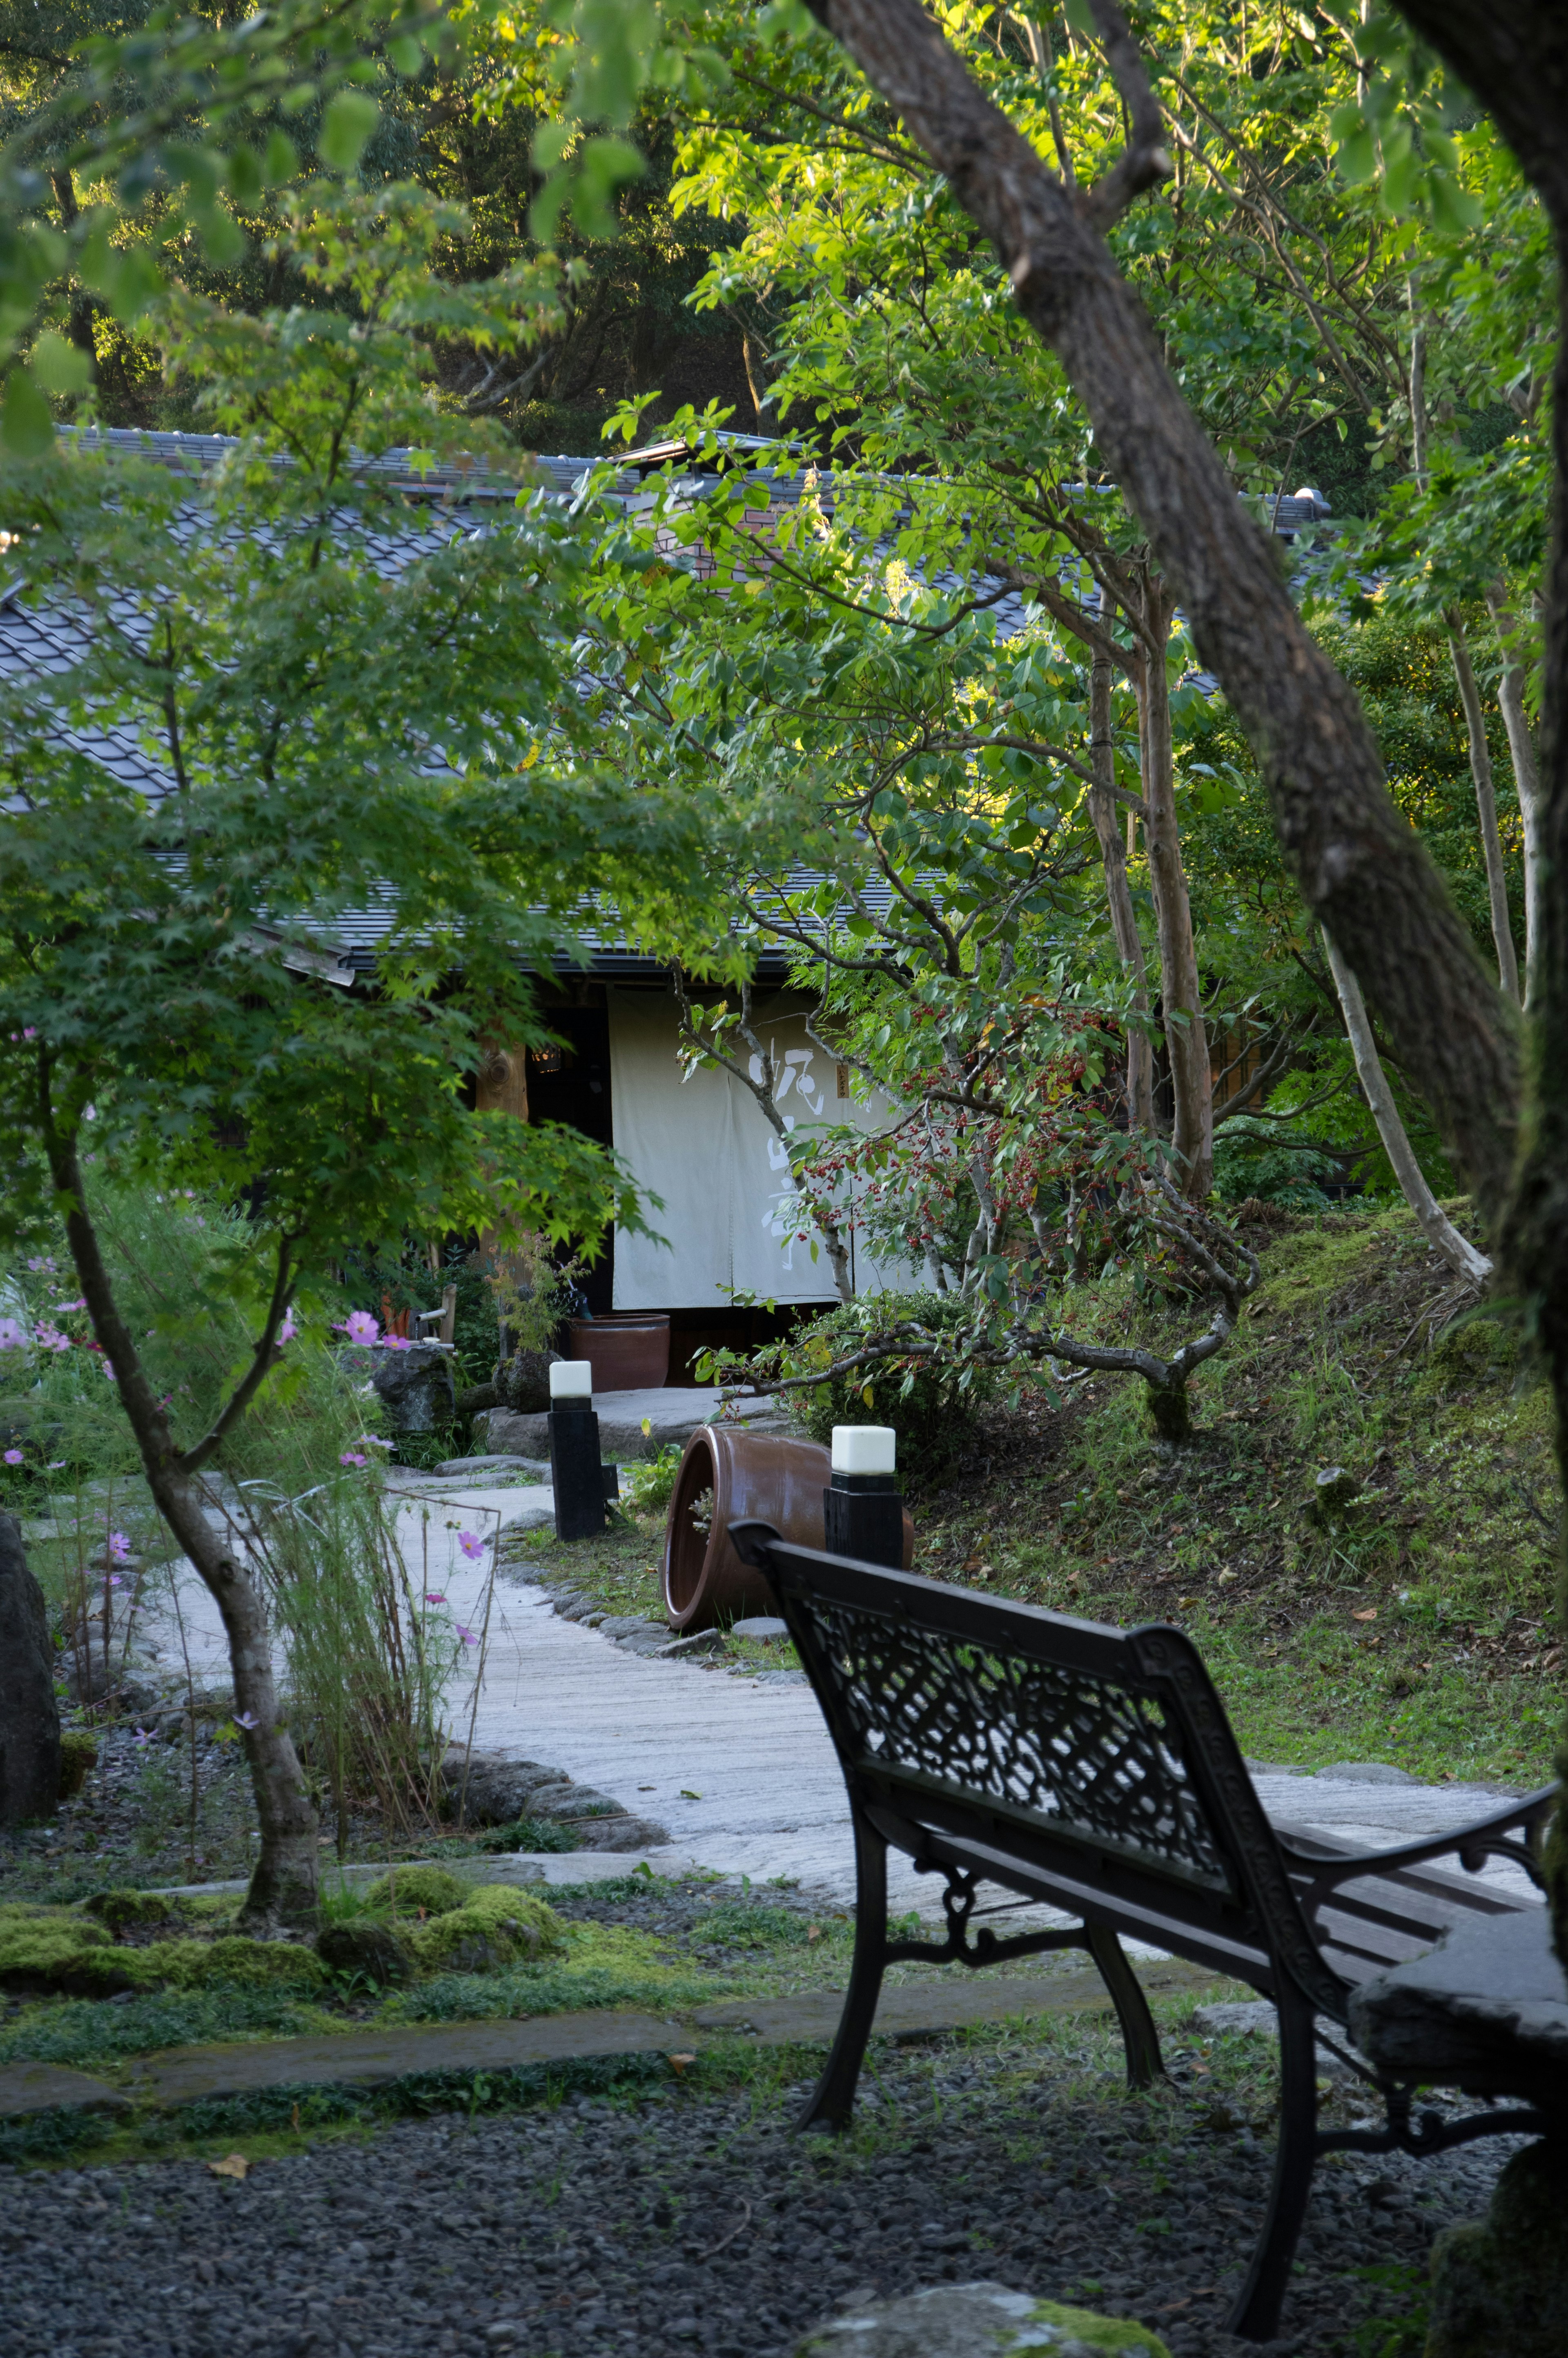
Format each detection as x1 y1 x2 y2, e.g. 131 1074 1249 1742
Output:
831 1425 896 1475
550 1360 592 1400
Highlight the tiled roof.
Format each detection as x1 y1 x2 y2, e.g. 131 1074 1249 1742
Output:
3 428 1329 974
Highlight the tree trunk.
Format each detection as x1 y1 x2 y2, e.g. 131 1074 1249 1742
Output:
1145 1372 1191 1445
1137 576 1212 1196
47 1130 319 1927
804 0 1521 1219
1487 583 1545 1009
1446 610 1521 1004
0 1515 62 1826
1390 0 1568 1991
1087 647 1155 1131
1321 929 1492 1288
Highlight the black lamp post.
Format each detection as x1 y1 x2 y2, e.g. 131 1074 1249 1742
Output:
547 1361 618 1541
823 1425 903 1567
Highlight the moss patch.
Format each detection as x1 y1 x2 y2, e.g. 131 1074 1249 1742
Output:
401 1885 566 1976
361 1865 469 1917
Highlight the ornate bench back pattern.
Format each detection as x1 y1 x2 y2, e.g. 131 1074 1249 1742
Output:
806 1588 1234 1893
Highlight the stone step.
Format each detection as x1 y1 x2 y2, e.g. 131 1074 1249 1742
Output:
0 1957 1227 2125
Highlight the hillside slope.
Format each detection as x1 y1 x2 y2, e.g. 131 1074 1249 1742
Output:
913 1200 1561 1787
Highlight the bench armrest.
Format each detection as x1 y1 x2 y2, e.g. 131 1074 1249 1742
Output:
1274 1784 1555 1904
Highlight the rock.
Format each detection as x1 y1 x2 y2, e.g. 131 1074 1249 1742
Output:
432 1454 550 1479
0 1513 60 1826
1307 1465 1360 1522
1312 1760 1416 1784
1425 2138 1568 2357
369 1342 457 1435
439 1752 574 1827
793 2281 1172 2355
567 1815 670 1852
315 1920 414 1988
84 1888 174 1935
655 1630 725 1659
57 1728 98 1800
525 1780 628 1822
495 1347 563 1416
731 1616 790 1640
1348 1905 1568 2083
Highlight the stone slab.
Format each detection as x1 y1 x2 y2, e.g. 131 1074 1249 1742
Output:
124 2010 686 2108
485 1386 786 1464
1348 1902 1568 2091
689 1957 1225 2043
0 2062 132 2120
8 1954 1228 2125
145 1848 708 1902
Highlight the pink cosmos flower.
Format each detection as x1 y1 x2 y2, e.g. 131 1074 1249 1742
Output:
107 1532 132 1563
34 1324 69 1352
457 1530 486 1561
424 1592 446 1605
0 1319 26 1352
233 1710 259 1732
378 1334 413 1352
133 1726 156 1747
278 1309 298 1343
102 1360 116 1381
339 1450 368 1468
338 1309 379 1347
25 1256 54 1274
55 1298 86 1313
454 1621 478 1648
3 1449 22 1466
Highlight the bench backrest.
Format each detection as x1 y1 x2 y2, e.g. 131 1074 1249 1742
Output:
734 1526 1347 2016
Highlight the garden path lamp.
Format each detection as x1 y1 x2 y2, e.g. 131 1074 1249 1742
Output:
824 1426 904 1567
548 1360 619 1541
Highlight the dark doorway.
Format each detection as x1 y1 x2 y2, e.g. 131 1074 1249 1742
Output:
528 1000 615 1315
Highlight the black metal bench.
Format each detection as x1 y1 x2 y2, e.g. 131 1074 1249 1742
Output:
728 1523 1557 2344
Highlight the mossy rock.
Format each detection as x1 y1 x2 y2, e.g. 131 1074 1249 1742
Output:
83 1888 174 1935
316 1919 414 1988
0 1909 112 1990
1426 2137 1568 2356
795 2283 1172 2354
361 1864 470 1917
57 1730 98 1799
403 1885 566 1976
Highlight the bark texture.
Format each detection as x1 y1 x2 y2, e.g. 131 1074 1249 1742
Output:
1321 929 1492 1289
0 1514 61 1826
44 1122 318 1926
1136 573 1211 1194
1383 0 1568 1964
804 0 1521 1216
1488 585 1544 1008
1446 612 1521 1004
1087 648 1154 1131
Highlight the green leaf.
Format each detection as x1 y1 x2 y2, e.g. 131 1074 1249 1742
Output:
30 333 91 395
1335 125 1376 185
226 145 264 205
570 135 647 243
318 90 380 173
263 130 300 185
1 369 54 455
1061 0 1095 33
388 34 424 75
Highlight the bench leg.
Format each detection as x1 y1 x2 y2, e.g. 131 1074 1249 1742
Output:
1225 1984 1319 2343
1085 1923 1164 2090
795 1808 888 2135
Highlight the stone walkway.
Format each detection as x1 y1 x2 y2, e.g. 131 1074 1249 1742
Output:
131 1468 1541 1914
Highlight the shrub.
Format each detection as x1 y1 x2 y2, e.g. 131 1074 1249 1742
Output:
776 1291 994 1484
57 1731 98 1799
623 1444 684 1519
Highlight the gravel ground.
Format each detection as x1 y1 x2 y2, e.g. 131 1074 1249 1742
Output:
0 2030 1514 2358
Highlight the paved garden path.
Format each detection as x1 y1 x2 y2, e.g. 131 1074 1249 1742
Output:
138 1470 1540 1914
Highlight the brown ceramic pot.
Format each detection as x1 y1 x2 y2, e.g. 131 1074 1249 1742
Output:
567 1313 670 1392
662 1424 915 1632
